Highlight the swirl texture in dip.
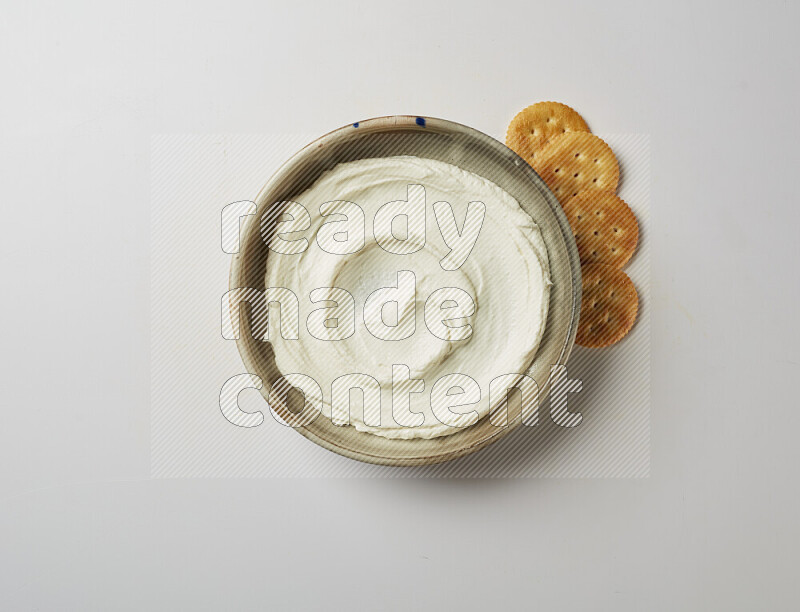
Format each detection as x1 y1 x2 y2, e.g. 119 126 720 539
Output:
264 156 550 439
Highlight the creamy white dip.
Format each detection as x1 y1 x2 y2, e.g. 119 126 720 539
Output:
264 156 550 439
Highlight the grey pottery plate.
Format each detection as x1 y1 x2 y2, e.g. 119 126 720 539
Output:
230 115 581 466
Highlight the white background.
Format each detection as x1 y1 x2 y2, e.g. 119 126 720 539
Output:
1 1 798 610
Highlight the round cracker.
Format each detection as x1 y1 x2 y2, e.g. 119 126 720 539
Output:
576 264 638 348
564 191 639 268
506 102 590 163
532 132 620 206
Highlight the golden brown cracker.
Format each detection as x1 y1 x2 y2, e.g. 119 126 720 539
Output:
576 264 638 348
564 191 639 268
506 102 590 163
532 132 620 206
